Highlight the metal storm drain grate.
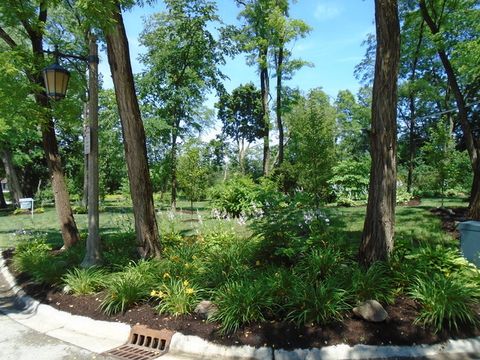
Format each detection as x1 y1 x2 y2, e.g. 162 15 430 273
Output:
103 325 174 360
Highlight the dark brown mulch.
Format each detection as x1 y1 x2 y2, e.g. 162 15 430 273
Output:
2 205 479 351
430 206 470 239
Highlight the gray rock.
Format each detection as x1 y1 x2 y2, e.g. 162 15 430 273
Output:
194 300 218 319
353 300 388 322
62 285 72 294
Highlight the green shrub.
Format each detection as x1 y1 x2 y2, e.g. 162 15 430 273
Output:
348 262 396 304
210 176 260 217
252 194 333 262
72 205 87 214
409 274 480 333
404 245 473 278
62 267 108 295
211 279 274 334
152 279 202 316
285 277 350 326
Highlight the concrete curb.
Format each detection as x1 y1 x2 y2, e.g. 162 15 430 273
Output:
0 256 130 353
1 253 480 359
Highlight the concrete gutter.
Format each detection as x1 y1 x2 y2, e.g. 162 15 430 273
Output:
1 255 479 359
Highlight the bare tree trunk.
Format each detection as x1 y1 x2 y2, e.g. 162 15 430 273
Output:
0 174 7 208
82 34 101 267
171 131 178 211
406 21 424 194
105 3 161 258
359 0 400 267
470 161 480 220
82 103 88 208
276 45 285 167
1 149 22 206
260 48 270 176
419 0 480 219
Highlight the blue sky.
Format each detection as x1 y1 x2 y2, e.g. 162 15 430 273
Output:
99 0 375 105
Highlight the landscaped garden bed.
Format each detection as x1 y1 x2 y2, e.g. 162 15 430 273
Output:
3 197 479 351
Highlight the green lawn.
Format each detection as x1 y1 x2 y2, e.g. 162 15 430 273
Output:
0 198 246 248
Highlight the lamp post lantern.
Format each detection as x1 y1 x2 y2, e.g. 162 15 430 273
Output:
43 36 101 266
42 61 70 100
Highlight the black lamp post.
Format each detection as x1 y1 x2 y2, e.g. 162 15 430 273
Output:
42 37 101 267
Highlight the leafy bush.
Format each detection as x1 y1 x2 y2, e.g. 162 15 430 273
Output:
409 274 480 333
328 157 370 204
152 279 202 316
12 238 64 284
285 277 350 326
72 205 87 214
62 267 108 295
210 176 260 217
211 279 274 334
404 245 473 278
251 194 333 262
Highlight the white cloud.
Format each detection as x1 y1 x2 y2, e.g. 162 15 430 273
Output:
314 2 343 21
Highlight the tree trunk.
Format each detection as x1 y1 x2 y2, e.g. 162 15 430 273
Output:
276 45 285 167
406 21 424 194
29 4 79 249
82 103 89 208
359 0 400 267
105 3 161 258
41 118 81 248
470 160 480 220
1 149 22 206
82 34 101 267
171 131 178 210
407 96 415 194
260 48 270 176
419 0 480 219
0 176 7 208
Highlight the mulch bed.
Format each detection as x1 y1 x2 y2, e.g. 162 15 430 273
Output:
2 204 479 351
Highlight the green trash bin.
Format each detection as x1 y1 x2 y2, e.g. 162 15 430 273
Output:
458 221 480 267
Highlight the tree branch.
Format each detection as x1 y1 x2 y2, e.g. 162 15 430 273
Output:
0 26 18 48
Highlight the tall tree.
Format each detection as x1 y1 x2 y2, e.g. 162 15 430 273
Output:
236 0 272 176
418 0 480 219
139 0 226 209
102 2 161 258
268 1 311 168
284 88 336 203
217 83 263 174
0 0 80 248
359 0 400 266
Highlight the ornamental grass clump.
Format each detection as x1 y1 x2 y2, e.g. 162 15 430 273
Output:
409 274 480 333
211 279 274 334
285 277 350 326
151 278 202 316
101 260 159 315
348 261 397 305
62 267 108 295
